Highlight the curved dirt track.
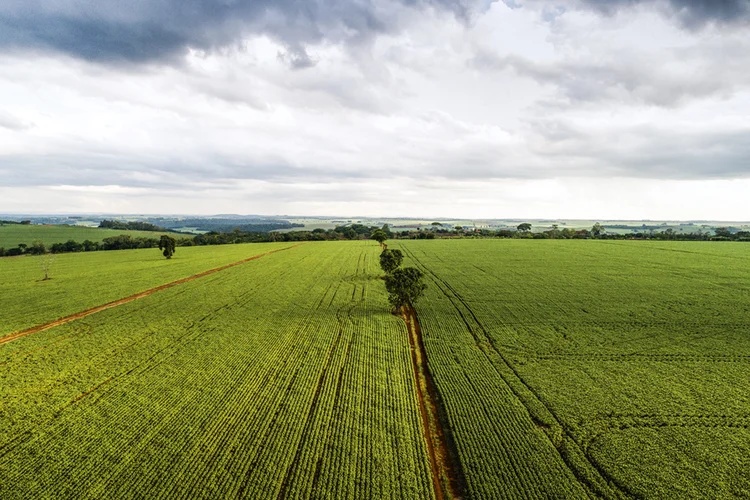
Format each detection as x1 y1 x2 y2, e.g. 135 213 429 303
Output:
0 244 303 346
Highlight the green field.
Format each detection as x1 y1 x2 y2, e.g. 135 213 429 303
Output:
1 240 749 498
0 224 175 248
0 242 293 336
395 239 750 498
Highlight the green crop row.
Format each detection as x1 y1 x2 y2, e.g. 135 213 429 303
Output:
395 239 750 499
0 242 293 336
0 241 433 499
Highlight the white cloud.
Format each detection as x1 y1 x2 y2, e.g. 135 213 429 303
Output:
0 0 749 217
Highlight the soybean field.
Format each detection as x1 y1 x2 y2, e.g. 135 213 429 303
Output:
1 239 749 499
395 239 750 499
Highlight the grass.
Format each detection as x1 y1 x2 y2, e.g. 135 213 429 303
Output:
0 224 176 248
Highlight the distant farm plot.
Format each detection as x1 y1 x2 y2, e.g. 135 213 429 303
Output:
1 239 748 498
0 224 175 248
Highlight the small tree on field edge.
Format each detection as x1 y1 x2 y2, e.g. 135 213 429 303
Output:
380 248 403 274
371 229 388 247
384 267 427 314
159 235 177 259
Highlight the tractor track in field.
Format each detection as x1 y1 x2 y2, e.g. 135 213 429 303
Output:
403 304 467 500
0 243 304 346
401 246 634 499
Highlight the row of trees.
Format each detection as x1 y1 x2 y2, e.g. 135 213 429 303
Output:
0 234 193 257
3 221 749 259
99 220 167 232
378 244 427 314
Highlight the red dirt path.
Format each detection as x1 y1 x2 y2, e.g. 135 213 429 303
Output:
0 244 303 346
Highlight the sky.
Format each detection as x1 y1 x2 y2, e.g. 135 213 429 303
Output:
1 0 749 219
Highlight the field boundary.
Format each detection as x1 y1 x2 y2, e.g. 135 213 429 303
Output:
403 304 467 500
401 245 631 499
0 243 304 346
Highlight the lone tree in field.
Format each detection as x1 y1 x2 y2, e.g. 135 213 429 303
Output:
380 248 404 274
40 254 57 281
159 235 177 259
384 267 427 314
371 229 388 247
517 222 532 232
591 222 604 237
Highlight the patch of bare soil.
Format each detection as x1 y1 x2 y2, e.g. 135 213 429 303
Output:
402 304 466 500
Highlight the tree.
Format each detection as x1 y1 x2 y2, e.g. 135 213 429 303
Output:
715 227 732 238
517 222 532 232
40 254 57 281
591 222 604 237
380 249 404 274
371 229 388 247
27 240 47 255
384 267 427 313
159 235 177 259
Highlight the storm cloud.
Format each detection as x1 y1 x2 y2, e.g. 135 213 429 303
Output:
569 0 750 27
0 0 470 65
1 0 750 218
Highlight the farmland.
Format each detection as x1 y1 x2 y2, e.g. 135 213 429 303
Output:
0 224 176 248
1 239 749 498
0 242 433 498
395 239 750 498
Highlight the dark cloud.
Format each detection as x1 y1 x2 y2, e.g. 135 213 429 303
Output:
0 0 470 65
574 0 750 27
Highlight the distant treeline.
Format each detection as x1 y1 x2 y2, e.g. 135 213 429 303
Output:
1 224 748 258
0 220 31 225
99 220 168 232
493 229 750 241
148 217 304 233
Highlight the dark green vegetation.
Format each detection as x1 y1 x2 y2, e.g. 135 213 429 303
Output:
99 220 167 232
384 267 427 313
395 239 750 498
379 248 403 274
1 239 748 498
159 235 177 259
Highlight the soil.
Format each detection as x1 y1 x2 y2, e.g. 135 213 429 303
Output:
402 304 466 500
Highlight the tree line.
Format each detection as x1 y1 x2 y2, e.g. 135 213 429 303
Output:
2 222 748 258
98 220 168 232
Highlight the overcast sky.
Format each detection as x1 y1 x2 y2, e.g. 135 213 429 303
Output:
1 0 749 219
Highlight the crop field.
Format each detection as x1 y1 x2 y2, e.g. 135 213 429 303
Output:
0 242 433 498
394 239 750 498
1 239 748 499
0 242 293 336
0 224 174 248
